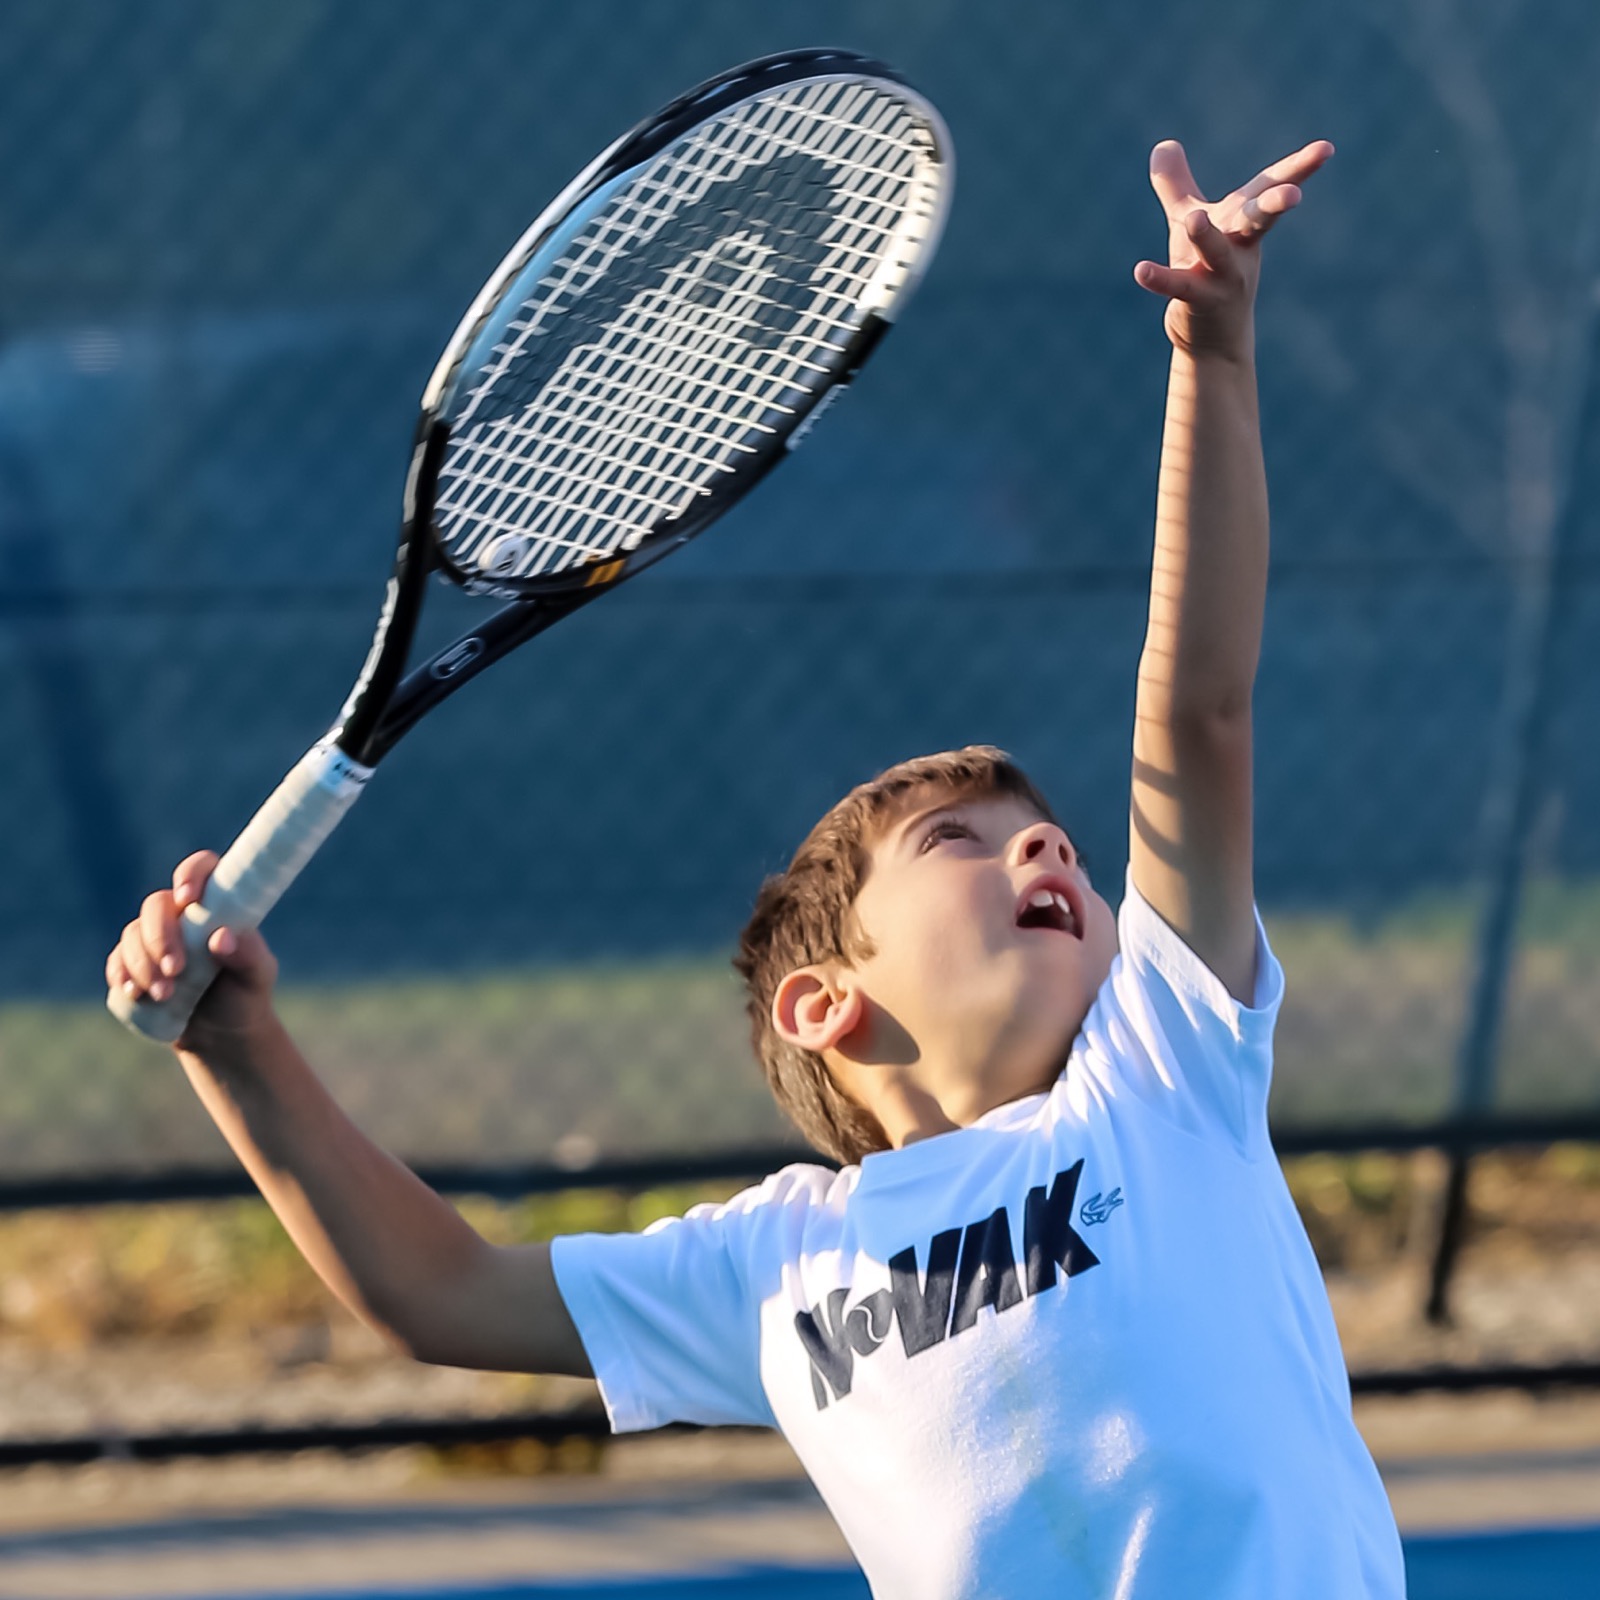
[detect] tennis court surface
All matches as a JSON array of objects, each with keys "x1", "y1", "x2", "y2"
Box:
[
  {"x1": 76, "y1": 1522, "x2": 1584, "y2": 1599},
  {"x1": 180, "y1": 1529, "x2": 1600, "y2": 1600},
  {"x1": 3, "y1": 1400, "x2": 1598, "y2": 1600},
  {"x1": 4, "y1": 1530, "x2": 1596, "y2": 1600}
]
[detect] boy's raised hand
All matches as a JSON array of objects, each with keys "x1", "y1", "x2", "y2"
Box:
[
  {"x1": 1134, "y1": 139, "x2": 1333, "y2": 358},
  {"x1": 106, "y1": 853, "x2": 279, "y2": 1049},
  {"x1": 1126, "y1": 136, "x2": 1331, "y2": 1003}
]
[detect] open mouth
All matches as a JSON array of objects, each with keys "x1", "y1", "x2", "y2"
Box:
[{"x1": 1016, "y1": 884, "x2": 1083, "y2": 939}]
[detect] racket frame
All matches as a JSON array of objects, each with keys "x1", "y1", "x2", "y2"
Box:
[
  {"x1": 110, "y1": 47, "x2": 950, "y2": 1041},
  {"x1": 332, "y1": 48, "x2": 947, "y2": 767}
]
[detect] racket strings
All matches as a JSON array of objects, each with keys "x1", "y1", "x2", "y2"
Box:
[
  {"x1": 453, "y1": 81, "x2": 909, "y2": 430},
  {"x1": 447, "y1": 241, "x2": 806, "y2": 554},
  {"x1": 433, "y1": 75, "x2": 942, "y2": 583}
]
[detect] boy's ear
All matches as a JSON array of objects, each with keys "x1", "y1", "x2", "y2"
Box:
[{"x1": 771, "y1": 966, "x2": 864, "y2": 1054}]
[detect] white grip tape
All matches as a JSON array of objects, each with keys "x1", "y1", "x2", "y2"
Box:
[{"x1": 108, "y1": 742, "x2": 373, "y2": 1043}]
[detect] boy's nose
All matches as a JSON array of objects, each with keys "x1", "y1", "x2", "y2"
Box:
[{"x1": 1014, "y1": 824, "x2": 1076, "y2": 869}]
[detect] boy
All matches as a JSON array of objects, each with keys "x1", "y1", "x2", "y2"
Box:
[{"x1": 108, "y1": 137, "x2": 1406, "y2": 1596}]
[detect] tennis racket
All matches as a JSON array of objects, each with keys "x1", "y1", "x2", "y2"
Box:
[{"x1": 110, "y1": 47, "x2": 952, "y2": 1043}]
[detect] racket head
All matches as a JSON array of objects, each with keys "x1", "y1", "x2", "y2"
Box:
[{"x1": 416, "y1": 49, "x2": 952, "y2": 600}]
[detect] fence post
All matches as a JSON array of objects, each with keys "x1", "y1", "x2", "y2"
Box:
[{"x1": 1425, "y1": 286, "x2": 1600, "y2": 1325}]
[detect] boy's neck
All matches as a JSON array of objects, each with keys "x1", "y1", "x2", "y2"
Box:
[
  {"x1": 851, "y1": 1061, "x2": 1058, "y2": 1151},
  {"x1": 874, "y1": 1079, "x2": 961, "y2": 1149}
]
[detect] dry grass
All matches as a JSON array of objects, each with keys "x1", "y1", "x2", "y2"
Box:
[
  {"x1": 1283, "y1": 1143, "x2": 1600, "y2": 1272},
  {"x1": 0, "y1": 1153, "x2": 1596, "y2": 1456},
  {"x1": 0, "y1": 1151, "x2": 1596, "y2": 1353},
  {"x1": 0, "y1": 1182, "x2": 748, "y2": 1351}
]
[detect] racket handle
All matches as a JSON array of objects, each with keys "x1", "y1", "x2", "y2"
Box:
[{"x1": 108, "y1": 741, "x2": 374, "y2": 1043}]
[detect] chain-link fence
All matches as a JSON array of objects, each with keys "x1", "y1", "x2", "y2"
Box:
[{"x1": 2, "y1": 0, "x2": 1599, "y2": 1192}]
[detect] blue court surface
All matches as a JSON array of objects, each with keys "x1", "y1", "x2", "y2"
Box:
[
  {"x1": 204, "y1": 1523, "x2": 1600, "y2": 1600},
  {"x1": 1402, "y1": 1523, "x2": 1600, "y2": 1599}
]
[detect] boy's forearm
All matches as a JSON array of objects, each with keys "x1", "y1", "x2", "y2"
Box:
[
  {"x1": 176, "y1": 1019, "x2": 488, "y2": 1357},
  {"x1": 1126, "y1": 137, "x2": 1325, "y2": 995},
  {"x1": 1129, "y1": 340, "x2": 1265, "y2": 997},
  {"x1": 1138, "y1": 343, "x2": 1269, "y2": 724}
]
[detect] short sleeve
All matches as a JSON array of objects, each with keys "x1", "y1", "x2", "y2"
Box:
[
  {"x1": 551, "y1": 1198, "x2": 777, "y2": 1433},
  {"x1": 1078, "y1": 870, "x2": 1285, "y2": 1156}
]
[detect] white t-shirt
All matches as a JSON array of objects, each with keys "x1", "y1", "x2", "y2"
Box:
[{"x1": 551, "y1": 877, "x2": 1406, "y2": 1598}]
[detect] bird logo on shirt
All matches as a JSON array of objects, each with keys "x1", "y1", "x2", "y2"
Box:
[{"x1": 1079, "y1": 1187, "x2": 1124, "y2": 1226}]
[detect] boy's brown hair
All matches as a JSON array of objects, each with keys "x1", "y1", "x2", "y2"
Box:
[{"x1": 733, "y1": 746, "x2": 1060, "y2": 1165}]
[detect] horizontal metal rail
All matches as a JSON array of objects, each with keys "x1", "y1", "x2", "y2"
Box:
[
  {"x1": 3, "y1": 1117, "x2": 1598, "y2": 1212},
  {"x1": 5, "y1": 1359, "x2": 1600, "y2": 1468}
]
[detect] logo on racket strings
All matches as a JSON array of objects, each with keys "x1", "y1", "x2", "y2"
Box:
[{"x1": 431, "y1": 637, "x2": 487, "y2": 680}]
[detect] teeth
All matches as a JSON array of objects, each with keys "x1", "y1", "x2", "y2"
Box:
[{"x1": 1022, "y1": 887, "x2": 1079, "y2": 933}]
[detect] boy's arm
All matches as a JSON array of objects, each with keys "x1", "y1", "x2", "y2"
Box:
[
  {"x1": 107, "y1": 852, "x2": 592, "y2": 1378},
  {"x1": 1128, "y1": 139, "x2": 1332, "y2": 1001}
]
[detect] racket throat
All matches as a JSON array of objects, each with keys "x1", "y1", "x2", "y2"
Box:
[{"x1": 335, "y1": 421, "x2": 448, "y2": 765}]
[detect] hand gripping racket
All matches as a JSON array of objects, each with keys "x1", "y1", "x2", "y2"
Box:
[{"x1": 110, "y1": 48, "x2": 952, "y2": 1042}]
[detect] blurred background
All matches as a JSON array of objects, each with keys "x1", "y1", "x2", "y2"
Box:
[{"x1": 1, "y1": 0, "x2": 1599, "y2": 1545}]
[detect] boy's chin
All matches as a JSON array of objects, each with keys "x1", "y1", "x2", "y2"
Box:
[
  {"x1": 1018, "y1": 954, "x2": 1102, "y2": 1014},
  {"x1": 1003, "y1": 1034, "x2": 1082, "y2": 1103},
  {"x1": 1007, "y1": 994, "x2": 1095, "y2": 1070}
]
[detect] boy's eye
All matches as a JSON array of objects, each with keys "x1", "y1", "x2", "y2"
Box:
[{"x1": 919, "y1": 819, "x2": 972, "y2": 852}]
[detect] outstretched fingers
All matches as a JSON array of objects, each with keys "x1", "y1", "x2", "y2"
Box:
[
  {"x1": 1232, "y1": 139, "x2": 1333, "y2": 234},
  {"x1": 1242, "y1": 139, "x2": 1335, "y2": 199},
  {"x1": 1133, "y1": 258, "x2": 1188, "y2": 298},
  {"x1": 1136, "y1": 209, "x2": 1236, "y2": 300},
  {"x1": 1147, "y1": 139, "x2": 1205, "y2": 220},
  {"x1": 1231, "y1": 184, "x2": 1301, "y2": 239}
]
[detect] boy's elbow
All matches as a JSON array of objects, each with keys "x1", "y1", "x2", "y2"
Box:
[
  {"x1": 348, "y1": 1242, "x2": 500, "y2": 1369},
  {"x1": 361, "y1": 1240, "x2": 590, "y2": 1378},
  {"x1": 347, "y1": 1292, "x2": 455, "y2": 1367},
  {"x1": 391, "y1": 1322, "x2": 464, "y2": 1369},
  {"x1": 1137, "y1": 649, "x2": 1255, "y2": 733},
  {"x1": 1164, "y1": 692, "x2": 1253, "y2": 753},
  {"x1": 375, "y1": 1302, "x2": 503, "y2": 1372},
  {"x1": 369, "y1": 1326, "x2": 428, "y2": 1365}
]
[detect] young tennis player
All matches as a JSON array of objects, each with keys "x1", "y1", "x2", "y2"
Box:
[{"x1": 108, "y1": 136, "x2": 1406, "y2": 1597}]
